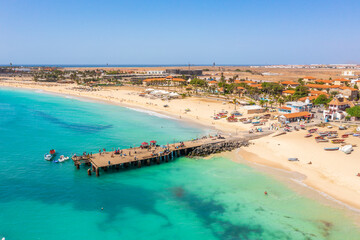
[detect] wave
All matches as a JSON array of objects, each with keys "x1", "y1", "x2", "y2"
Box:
[{"x1": 125, "y1": 107, "x2": 176, "y2": 120}]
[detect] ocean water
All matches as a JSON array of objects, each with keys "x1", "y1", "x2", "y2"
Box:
[{"x1": 0, "y1": 88, "x2": 359, "y2": 240}]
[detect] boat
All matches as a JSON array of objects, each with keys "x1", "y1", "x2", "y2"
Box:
[
  {"x1": 315, "y1": 136, "x2": 324, "y2": 140},
  {"x1": 340, "y1": 145, "x2": 353, "y2": 154},
  {"x1": 288, "y1": 158, "x2": 299, "y2": 161},
  {"x1": 327, "y1": 134, "x2": 338, "y2": 139},
  {"x1": 44, "y1": 149, "x2": 56, "y2": 161},
  {"x1": 353, "y1": 133, "x2": 360, "y2": 137},
  {"x1": 54, "y1": 155, "x2": 69, "y2": 163},
  {"x1": 339, "y1": 126, "x2": 346, "y2": 130},
  {"x1": 316, "y1": 139, "x2": 329, "y2": 143},
  {"x1": 331, "y1": 139, "x2": 345, "y2": 144},
  {"x1": 318, "y1": 132, "x2": 329, "y2": 136},
  {"x1": 342, "y1": 134, "x2": 349, "y2": 138},
  {"x1": 324, "y1": 147, "x2": 339, "y2": 151},
  {"x1": 308, "y1": 128, "x2": 318, "y2": 133},
  {"x1": 304, "y1": 134, "x2": 312, "y2": 138},
  {"x1": 327, "y1": 125, "x2": 333, "y2": 129}
]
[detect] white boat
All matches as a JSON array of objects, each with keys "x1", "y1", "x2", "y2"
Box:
[
  {"x1": 340, "y1": 145, "x2": 353, "y2": 154},
  {"x1": 56, "y1": 155, "x2": 69, "y2": 163},
  {"x1": 44, "y1": 149, "x2": 56, "y2": 161}
]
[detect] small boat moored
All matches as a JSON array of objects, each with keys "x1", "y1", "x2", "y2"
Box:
[
  {"x1": 44, "y1": 149, "x2": 56, "y2": 161},
  {"x1": 54, "y1": 155, "x2": 70, "y2": 163},
  {"x1": 305, "y1": 134, "x2": 312, "y2": 138},
  {"x1": 324, "y1": 147, "x2": 339, "y2": 151},
  {"x1": 288, "y1": 158, "x2": 299, "y2": 161}
]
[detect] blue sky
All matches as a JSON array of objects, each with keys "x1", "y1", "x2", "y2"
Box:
[{"x1": 1, "y1": 0, "x2": 360, "y2": 65}]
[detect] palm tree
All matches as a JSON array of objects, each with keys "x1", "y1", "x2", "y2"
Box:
[
  {"x1": 259, "y1": 99, "x2": 265, "y2": 107},
  {"x1": 278, "y1": 98, "x2": 285, "y2": 107}
]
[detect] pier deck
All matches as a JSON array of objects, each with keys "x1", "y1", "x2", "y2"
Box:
[{"x1": 72, "y1": 137, "x2": 228, "y2": 176}]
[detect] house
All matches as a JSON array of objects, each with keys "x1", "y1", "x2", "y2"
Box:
[
  {"x1": 314, "y1": 79, "x2": 333, "y2": 85},
  {"x1": 302, "y1": 76, "x2": 316, "y2": 83},
  {"x1": 282, "y1": 90, "x2": 295, "y2": 96},
  {"x1": 208, "y1": 80, "x2": 218, "y2": 87},
  {"x1": 339, "y1": 86, "x2": 358, "y2": 100},
  {"x1": 298, "y1": 96, "x2": 317, "y2": 102},
  {"x1": 285, "y1": 100, "x2": 313, "y2": 113},
  {"x1": 280, "y1": 81, "x2": 299, "y2": 88},
  {"x1": 342, "y1": 70, "x2": 355, "y2": 77},
  {"x1": 309, "y1": 90, "x2": 329, "y2": 97},
  {"x1": 305, "y1": 84, "x2": 330, "y2": 92},
  {"x1": 279, "y1": 111, "x2": 312, "y2": 123},
  {"x1": 278, "y1": 106, "x2": 292, "y2": 113},
  {"x1": 242, "y1": 105, "x2": 265, "y2": 114},
  {"x1": 323, "y1": 97, "x2": 353, "y2": 121},
  {"x1": 333, "y1": 78, "x2": 351, "y2": 86}
]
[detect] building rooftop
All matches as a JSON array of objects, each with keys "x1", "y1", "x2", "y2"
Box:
[{"x1": 281, "y1": 111, "x2": 311, "y2": 119}]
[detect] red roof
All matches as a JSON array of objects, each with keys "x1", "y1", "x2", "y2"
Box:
[
  {"x1": 283, "y1": 90, "x2": 295, "y2": 94},
  {"x1": 208, "y1": 80, "x2": 217, "y2": 83},
  {"x1": 279, "y1": 106, "x2": 291, "y2": 110},
  {"x1": 281, "y1": 81, "x2": 299, "y2": 85},
  {"x1": 282, "y1": 111, "x2": 311, "y2": 119},
  {"x1": 298, "y1": 96, "x2": 317, "y2": 102},
  {"x1": 334, "y1": 78, "x2": 350, "y2": 82},
  {"x1": 315, "y1": 79, "x2": 333, "y2": 84},
  {"x1": 305, "y1": 84, "x2": 330, "y2": 89}
]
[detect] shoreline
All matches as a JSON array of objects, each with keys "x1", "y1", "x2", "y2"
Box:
[{"x1": 2, "y1": 81, "x2": 360, "y2": 215}]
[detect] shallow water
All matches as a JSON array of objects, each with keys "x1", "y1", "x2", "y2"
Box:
[{"x1": 0, "y1": 88, "x2": 359, "y2": 240}]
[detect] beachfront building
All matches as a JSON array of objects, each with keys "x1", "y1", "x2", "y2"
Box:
[
  {"x1": 279, "y1": 111, "x2": 312, "y2": 123},
  {"x1": 283, "y1": 100, "x2": 313, "y2": 113},
  {"x1": 323, "y1": 97, "x2": 353, "y2": 121},
  {"x1": 242, "y1": 105, "x2": 265, "y2": 114},
  {"x1": 143, "y1": 76, "x2": 186, "y2": 86}
]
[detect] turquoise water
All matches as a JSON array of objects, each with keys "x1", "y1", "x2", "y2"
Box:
[{"x1": 0, "y1": 88, "x2": 359, "y2": 240}]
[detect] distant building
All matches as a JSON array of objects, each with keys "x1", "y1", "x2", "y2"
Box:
[
  {"x1": 279, "y1": 111, "x2": 312, "y2": 123},
  {"x1": 342, "y1": 70, "x2": 355, "y2": 77},
  {"x1": 242, "y1": 105, "x2": 265, "y2": 114},
  {"x1": 142, "y1": 76, "x2": 186, "y2": 86},
  {"x1": 281, "y1": 100, "x2": 313, "y2": 113},
  {"x1": 146, "y1": 70, "x2": 165, "y2": 75},
  {"x1": 165, "y1": 69, "x2": 203, "y2": 76}
]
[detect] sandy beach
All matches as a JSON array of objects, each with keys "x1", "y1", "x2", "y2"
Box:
[
  {"x1": 239, "y1": 129, "x2": 360, "y2": 210},
  {"x1": 1, "y1": 80, "x2": 360, "y2": 213}
]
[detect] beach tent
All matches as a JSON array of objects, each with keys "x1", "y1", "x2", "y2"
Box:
[{"x1": 141, "y1": 142, "x2": 149, "y2": 146}]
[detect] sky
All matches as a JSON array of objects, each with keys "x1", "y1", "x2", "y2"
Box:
[{"x1": 1, "y1": 0, "x2": 360, "y2": 65}]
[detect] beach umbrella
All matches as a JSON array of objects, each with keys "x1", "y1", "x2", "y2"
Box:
[
  {"x1": 141, "y1": 142, "x2": 148, "y2": 146},
  {"x1": 150, "y1": 140, "x2": 157, "y2": 144}
]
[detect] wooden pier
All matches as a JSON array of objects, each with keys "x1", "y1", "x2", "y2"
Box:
[{"x1": 72, "y1": 137, "x2": 229, "y2": 176}]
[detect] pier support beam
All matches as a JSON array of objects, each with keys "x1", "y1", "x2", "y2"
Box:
[
  {"x1": 147, "y1": 159, "x2": 150, "y2": 166},
  {"x1": 138, "y1": 161, "x2": 141, "y2": 168},
  {"x1": 96, "y1": 168, "x2": 100, "y2": 177},
  {"x1": 156, "y1": 157, "x2": 160, "y2": 164},
  {"x1": 76, "y1": 164, "x2": 80, "y2": 169},
  {"x1": 165, "y1": 155, "x2": 169, "y2": 162},
  {"x1": 87, "y1": 168, "x2": 92, "y2": 176}
]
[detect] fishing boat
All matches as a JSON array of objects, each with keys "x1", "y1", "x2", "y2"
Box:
[
  {"x1": 315, "y1": 136, "x2": 324, "y2": 140},
  {"x1": 304, "y1": 134, "x2": 312, "y2": 138},
  {"x1": 339, "y1": 126, "x2": 346, "y2": 130},
  {"x1": 288, "y1": 158, "x2": 299, "y2": 161},
  {"x1": 327, "y1": 134, "x2": 338, "y2": 139},
  {"x1": 44, "y1": 149, "x2": 56, "y2": 161},
  {"x1": 324, "y1": 147, "x2": 339, "y2": 151},
  {"x1": 308, "y1": 128, "x2": 318, "y2": 133},
  {"x1": 331, "y1": 139, "x2": 345, "y2": 144},
  {"x1": 54, "y1": 155, "x2": 69, "y2": 163},
  {"x1": 318, "y1": 132, "x2": 329, "y2": 137},
  {"x1": 353, "y1": 133, "x2": 360, "y2": 137},
  {"x1": 342, "y1": 134, "x2": 349, "y2": 138},
  {"x1": 316, "y1": 139, "x2": 329, "y2": 143}
]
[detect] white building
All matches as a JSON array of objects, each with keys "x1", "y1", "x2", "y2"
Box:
[
  {"x1": 323, "y1": 98, "x2": 353, "y2": 121},
  {"x1": 342, "y1": 70, "x2": 355, "y2": 77},
  {"x1": 146, "y1": 70, "x2": 165, "y2": 75}
]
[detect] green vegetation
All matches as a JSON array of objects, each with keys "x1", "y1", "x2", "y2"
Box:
[
  {"x1": 293, "y1": 85, "x2": 309, "y2": 99},
  {"x1": 346, "y1": 106, "x2": 360, "y2": 118},
  {"x1": 313, "y1": 94, "x2": 331, "y2": 105},
  {"x1": 261, "y1": 82, "x2": 284, "y2": 95},
  {"x1": 190, "y1": 78, "x2": 207, "y2": 87}
]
